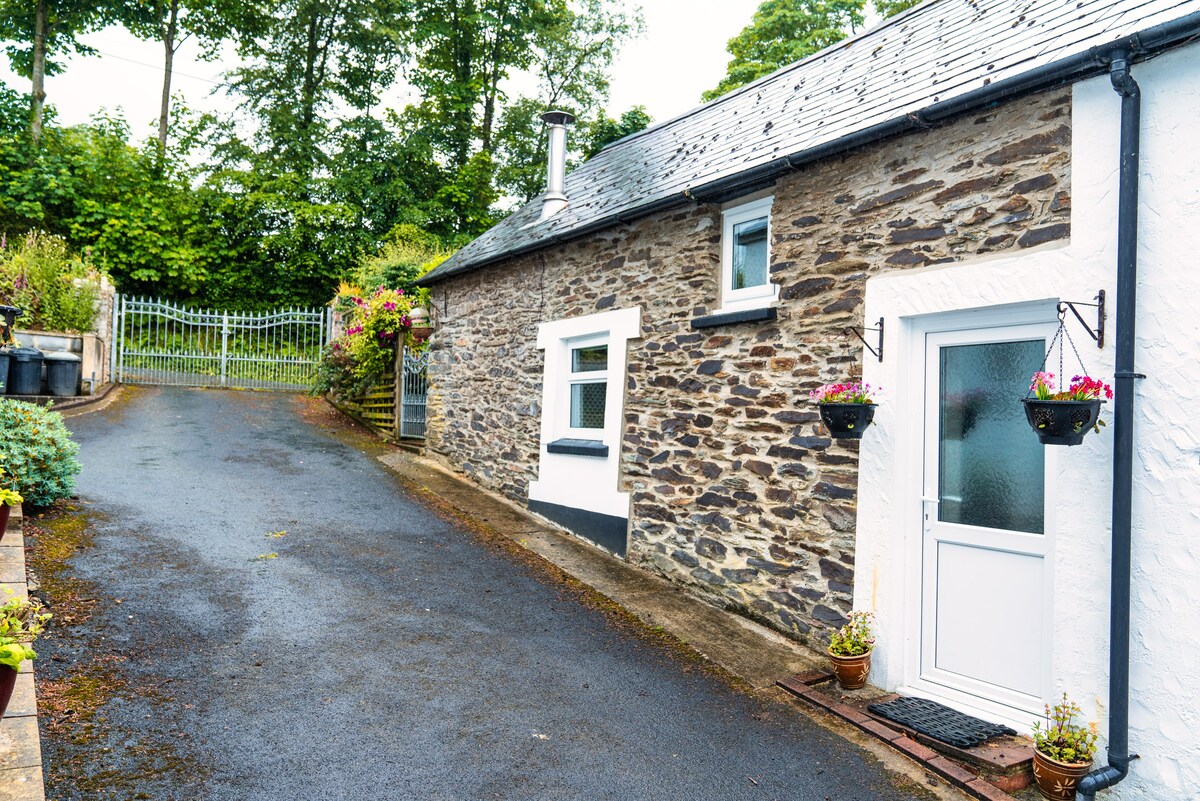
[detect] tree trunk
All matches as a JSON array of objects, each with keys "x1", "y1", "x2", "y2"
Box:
[
  {"x1": 31, "y1": 0, "x2": 48, "y2": 144},
  {"x1": 158, "y1": 0, "x2": 180, "y2": 156}
]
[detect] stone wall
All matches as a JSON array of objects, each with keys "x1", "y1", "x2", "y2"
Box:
[{"x1": 427, "y1": 87, "x2": 1071, "y2": 645}]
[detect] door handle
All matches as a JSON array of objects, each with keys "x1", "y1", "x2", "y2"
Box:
[{"x1": 921, "y1": 496, "x2": 938, "y2": 532}]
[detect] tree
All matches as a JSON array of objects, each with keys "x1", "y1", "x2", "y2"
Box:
[
  {"x1": 703, "y1": 0, "x2": 922, "y2": 101},
  {"x1": 228, "y1": 0, "x2": 405, "y2": 183},
  {"x1": 402, "y1": 0, "x2": 563, "y2": 170},
  {"x1": 581, "y1": 106, "x2": 651, "y2": 158},
  {"x1": 431, "y1": 0, "x2": 641, "y2": 207},
  {"x1": 0, "y1": 0, "x2": 116, "y2": 142},
  {"x1": 121, "y1": 0, "x2": 262, "y2": 155}
]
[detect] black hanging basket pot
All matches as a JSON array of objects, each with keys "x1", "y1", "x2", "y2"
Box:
[
  {"x1": 1022, "y1": 399, "x2": 1104, "y2": 446},
  {"x1": 818, "y1": 403, "x2": 877, "y2": 439}
]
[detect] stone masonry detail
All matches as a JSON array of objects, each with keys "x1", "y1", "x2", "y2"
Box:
[{"x1": 426, "y1": 89, "x2": 1071, "y2": 646}]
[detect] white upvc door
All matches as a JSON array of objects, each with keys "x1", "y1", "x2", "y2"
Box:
[{"x1": 915, "y1": 322, "x2": 1057, "y2": 723}]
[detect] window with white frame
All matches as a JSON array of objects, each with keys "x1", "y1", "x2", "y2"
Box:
[
  {"x1": 720, "y1": 196, "x2": 775, "y2": 311},
  {"x1": 566, "y1": 336, "x2": 608, "y2": 435}
]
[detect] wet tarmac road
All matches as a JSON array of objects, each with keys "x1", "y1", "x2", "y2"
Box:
[{"x1": 48, "y1": 387, "x2": 924, "y2": 800}]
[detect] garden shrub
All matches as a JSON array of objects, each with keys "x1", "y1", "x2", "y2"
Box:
[
  {"x1": 312, "y1": 285, "x2": 425, "y2": 398},
  {"x1": 0, "y1": 230, "x2": 105, "y2": 333},
  {"x1": 0, "y1": 400, "x2": 82, "y2": 507}
]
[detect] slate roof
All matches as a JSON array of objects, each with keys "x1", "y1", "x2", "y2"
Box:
[{"x1": 422, "y1": 0, "x2": 1200, "y2": 285}]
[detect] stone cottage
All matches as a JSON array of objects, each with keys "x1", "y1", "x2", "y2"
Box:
[{"x1": 418, "y1": 1, "x2": 1200, "y2": 797}]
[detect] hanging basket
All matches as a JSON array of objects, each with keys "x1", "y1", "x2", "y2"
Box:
[
  {"x1": 1022, "y1": 399, "x2": 1104, "y2": 446},
  {"x1": 818, "y1": 403, "x2": 877, "y2": 439}
]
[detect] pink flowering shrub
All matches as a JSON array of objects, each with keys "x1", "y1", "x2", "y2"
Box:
[
  {"x1": 314, "y1": 286, "x2": 425, "y2": 396},
  {"x1": 810, "y1": 382, "x2": 877, "y2": 404}
]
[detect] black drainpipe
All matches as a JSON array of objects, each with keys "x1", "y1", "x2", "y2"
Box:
[{"x1": 1077, "y1": 48, "x2": 1142, "y2": 799}]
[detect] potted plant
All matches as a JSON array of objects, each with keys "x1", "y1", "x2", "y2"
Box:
[
  {"x1": 810, "y1": 382, "x2": 878, "y2": 439},
  {"x1": 0, "y1": 593, "x2": 51, "y2": 720},
  {"x1": 827, "y1": 611, "x2": 875, "y2": 690},
  {"x1": 409, "y1": 307, "x2": 433, "y2": 342},
  {"x1": 1023, "y1": 372, "x2": 1112, "y2": 446},
  {"x1": 0, "y1": 487, "x2": 20, "y2": 543},
  {"x1": 0, "y1": 464, "x2": 21, "y2": 543},
  {"x1": 1031, "y1": 694, "x2": 1099, "y2": 800}
]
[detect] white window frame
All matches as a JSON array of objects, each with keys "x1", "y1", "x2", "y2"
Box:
[
  {"x1": 564, "y1": 334, "x2": 609, "y2": 438},
  {"x1": 719, "y1": 195, "x2": 776, "y2": 312},
  {"x1": 530, "y1": 306, "x2": 641, "y2": 522}
]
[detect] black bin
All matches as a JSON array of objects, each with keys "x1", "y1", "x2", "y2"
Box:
[
  {"x1": 44, "y1": 351, "x2": 82, "y2": 397},
  {"x1": 0, "y1": 348, "x2": 10, "y2": 394},
  {"x1": 7, "y1": 347, "x2": 44, "y2": 396}
]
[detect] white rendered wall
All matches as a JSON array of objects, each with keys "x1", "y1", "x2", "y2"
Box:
[
  {"x1": 529, "y1": 306, "x2": 641, "y2": 521},
  {"x1": 855, "y1": 44, "x2": 1200, "y2": 799}
]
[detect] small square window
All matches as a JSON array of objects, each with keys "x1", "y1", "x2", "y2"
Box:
[
  {"x1": 567, "y1": 340, "x2": 608, "y2": 432},
  {"x1": 721, "y1": 196, "x2": 776, "y2": 312},
  {"x1": 731, "y1": 217, "x2": 768, "y2": 290}
]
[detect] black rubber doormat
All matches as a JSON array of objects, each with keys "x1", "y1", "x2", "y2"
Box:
[{"x1": 866, "y1": 697, "x2": 1017, "y2": 748}]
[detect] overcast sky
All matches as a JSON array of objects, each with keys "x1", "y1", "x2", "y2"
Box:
[{"x1": 0, "y1": 0, "x2": 762, "y2": 137}]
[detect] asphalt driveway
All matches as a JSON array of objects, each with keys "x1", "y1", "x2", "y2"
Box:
[{"x1": 42, "y1": 386, "x2": 927, "y2": 800}]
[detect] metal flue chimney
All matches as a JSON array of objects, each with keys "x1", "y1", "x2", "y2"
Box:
[{"x1": 539, "y1": 110, "x2": 575, "y2": 221}]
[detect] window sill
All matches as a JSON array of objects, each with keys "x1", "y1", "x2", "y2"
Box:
[
  {"x1": 691, "y1": 306, "x2": 777, "y2": 330},
  {"x1": 546, "y1": 438, "x2": 609, "y2": 457}
]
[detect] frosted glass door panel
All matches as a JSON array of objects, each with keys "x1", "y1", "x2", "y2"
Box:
[{"x1": 938, "y1": 340, "x2": 1044, "y2": 535}]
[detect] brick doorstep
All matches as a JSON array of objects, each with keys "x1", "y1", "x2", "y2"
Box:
[{"x1": 777, "y1": 674, "x2": 1034, "y2": 801}]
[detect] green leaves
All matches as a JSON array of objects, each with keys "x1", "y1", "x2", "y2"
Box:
[
  {"x1": 0, "y1": 399, "x2": 82, "y2": 507},
  {"x1": 0, "y1": 230, "x2": 102, "y2": 332},
  {"x1": 703, "y1": 0, "x2": 923, "y2": 101},
  {"x1": 0, "y1": 592, "x2": 51, "y2": 670}
]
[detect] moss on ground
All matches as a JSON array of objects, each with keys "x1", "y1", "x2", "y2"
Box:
[{"x1": 26, "y1": 502, "x2": 210, "y2": 800}]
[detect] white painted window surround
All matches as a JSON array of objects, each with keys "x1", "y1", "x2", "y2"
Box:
[
  {"x1": 529, "y1": 306, "x2": 641, "y2": 521},
  {"x1": 719, "y1": 195, "x2": 777, "y2": 312},
  {"x1": 855, "y1": 48, "x2": 1200, "y2": 801}
]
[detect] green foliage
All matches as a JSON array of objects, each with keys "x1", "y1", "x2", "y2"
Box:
[
  {"x1": 0, "y1": 0, "x2": 112, "y2": 79},
  {"x1": 352, "y1": 223, "x2": 450, "y2": 293},
  {"x1": 0, "y1": 592, "x2": 51, "y2": 670},
  {"x1": 491, "y1": 0, "x2": 644, "y2": 201},
  {"x1": 0, "y1": 229, "x2": 102, "y2": 332},
  {"x1": 1033, "y1": 694, "x2": 1099, "y2": 765},
  {"x1": 703, "y1": 0, "x2": 922, "y2": 101},
  {"x1": 0, "y1": 0, "x2": 642, "y2": 308},
  {"x1": 582, "y1": 106, "x2": 652, "y2": 158},
  {"x1": 0, "y1": 400, "x2": 81, "y2": 507},
  {"x1": 828, "y1": 610, "x2": 874, "y2": 656},
  {"x1": 314, "y1": 285, "x2": 423, "y2": 396}
]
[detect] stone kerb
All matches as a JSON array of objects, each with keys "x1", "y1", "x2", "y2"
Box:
[{"x1": 0, "y1": 505, "x2": 46, "y2": 801}]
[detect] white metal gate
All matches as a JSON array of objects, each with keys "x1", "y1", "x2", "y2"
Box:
[
  {"x1": 398, "y1": 348, "x2": 429, "y2": 438},
  {"x1": 113, "y1": 296, "x2": 330, "y2": 390}
]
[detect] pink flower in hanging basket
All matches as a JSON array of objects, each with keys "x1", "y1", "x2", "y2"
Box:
[
  {"x1": 810, "y1": 382, "x2": 877, "y2": 404},
  {"x1": 1029, "y1": 371, "x2": 1112, "y2": 401}
]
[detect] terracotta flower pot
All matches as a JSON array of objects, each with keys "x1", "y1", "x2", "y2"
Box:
[
  {"x1": 0, "y1": 664, "x2": 16, "y2": 719},
  {"x1": 1032, "y1": 750, "x2": 1093, "y2": 800},
  {"x1": 0, "y1": 504, "x2": 10, "y2": 543},
  {"x1": 827, "y1": 648, "x2": 872, "y2": 690}
]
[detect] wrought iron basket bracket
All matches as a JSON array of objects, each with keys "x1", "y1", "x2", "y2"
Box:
[
  {"x1": 1057, "y1": 290, "x2": 1105, "y2": 348},
  {"x1": 843, "y1": 317, "x2": 884, "y2": 363}
]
